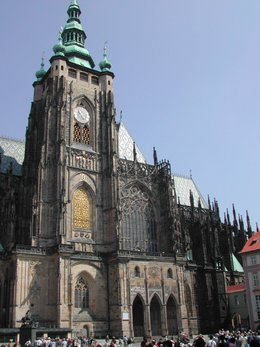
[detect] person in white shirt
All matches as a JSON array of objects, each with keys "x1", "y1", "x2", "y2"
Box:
[{"x1": 207, "y1": 336, "x2": 216, "y2": 347}]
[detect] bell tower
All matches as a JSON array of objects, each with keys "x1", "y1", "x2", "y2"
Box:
[{"x1": 20, "y1": 0, "x2": 117, "y2": 251}]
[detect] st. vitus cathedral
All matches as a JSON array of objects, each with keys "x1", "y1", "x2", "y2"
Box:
[{"x1": 0, "y1": 0, "x2": 252, "y2": 338}]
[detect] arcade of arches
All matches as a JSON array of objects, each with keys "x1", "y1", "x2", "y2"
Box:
[{"x1": 132, "y1": 294, "x2": 178, "y2": 337}]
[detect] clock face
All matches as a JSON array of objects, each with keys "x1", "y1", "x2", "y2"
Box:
[{"x1": 74, "y1": 106, "x2": 90, "y2": 124}]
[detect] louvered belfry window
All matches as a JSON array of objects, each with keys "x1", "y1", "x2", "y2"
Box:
[
  {"x1": 73, "y1": 123, "x2": 81, "y2": 143},
  {"x1": 73, "y1": 123, "x2": 90, "y2": 145}
]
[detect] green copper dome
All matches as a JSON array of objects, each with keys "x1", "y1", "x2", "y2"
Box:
[
  {"x1": 35, "y1": 58, "x2": 46, "y2": 81},
  {"x1": 99, "y1": 46, "x2": 112, "y2": 72},
  {"x1": 53, "y1": 29, "x2": 66, "y2": 56}
]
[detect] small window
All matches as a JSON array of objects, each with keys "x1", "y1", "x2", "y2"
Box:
[
  {"x1": 61, "y1": 66, "x2": 64, "y2": 71},
  {"x1": 91, "y1": 76, "x2": 99, "y2": 85},
  {"x1": 69, "y1": 69, "x2": 77, "y2": 79},
  {"x1": 256, "y1": 295, "x2": 260, "y2": 319},
  {"x1": 251, "y1": 255, "x2": 257, "y2": 265},
  {"x1": 253, "y1": 274, "x2": 259, "y2": 286},
  {"x1": 167, "y1": 268, "x2": 173, "y2": 279},
  {"x1": 134, "y1": 266, "x2": 140, "y2": 277},
  {"x1": 234, "y1": 295, "x2": 239, "y2": 305},
  {"x1": 80, "y1": 73, "x2": 88, "y2": 82},
  {"x1": 55, "y1": 65, "x2": 58, "y2": 70},
  {"x1": 108, "y1": 80, "x2": 111, "y2": 85}
]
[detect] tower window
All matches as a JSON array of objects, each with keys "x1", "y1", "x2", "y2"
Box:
[
  {"x1": 73, "y1": 123, "x2": 81, "y2": 143},
  {"x1": 82, "y1": 125, "x2": 90, "y2": 145},
  {"x1": 73, "y1": 123, "x2": 90, "y2": 145},
  {"x1": 91, "y1": 76, "x2": 99, "y2": 85},
  {"x1": 75, "y1": 277, "x2": 89, "y2": 308},
  {"x1": 80, "y1": 73, "x2": 88, "y2": 82},
  {"x1": 69, "y1": 69, "x2": 77, "y2": 79}
]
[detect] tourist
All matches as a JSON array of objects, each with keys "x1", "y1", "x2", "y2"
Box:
[{"x1": 207, "y1": 336, "x2": 216, "y2": 347}]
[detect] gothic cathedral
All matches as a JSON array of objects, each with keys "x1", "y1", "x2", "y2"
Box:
[{"x1": 0, "y1": 0, "x2": 249, "y2": 338}]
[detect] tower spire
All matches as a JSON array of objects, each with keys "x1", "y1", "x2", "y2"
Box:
[
  {"x1": 59, "y1": 0, "x2": 95, "y2": 68},
  {"x1": 246, "y1": 210, "x2": 253, "y2": 238},
  {"x1": 35, "y1": 54, "x2": 46, "y2": 81},
  {"x1": 99, "y1": 42, "x2": 112, "y2": 72}
]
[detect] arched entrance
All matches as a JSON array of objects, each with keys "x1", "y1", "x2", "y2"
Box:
[
  {"x1": 150, "y1": 295, "x2": 161, "y2": 336},
  {"x1": 133, "y1": 295, "x2": 144, "y2": 337},
  {"x1": 166, "y1": 295, "x2": 178, "y2": 335},
  {"x1": 232, "y1": 313, "x2": 241, "y2": 329}
]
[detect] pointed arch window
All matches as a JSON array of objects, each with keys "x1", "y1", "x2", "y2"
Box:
[
  {"x1": 73, "y1": 123, "x2": 90, "y2": 145},
  {"x1": 120, "y1": 185, "x2": 157, "y2": 252},
  {"x1": 135, "y1": 266, "x2": 141, "y2": 277},
  {"x1": 73, "y1": 188, "x2": 91, "y2": 230},
  {"x1": 75, "y1": 277, "x2": 89, "y2": 308},
  {"x1": 167, "y1": 268, "x2": 173, "y2": 279}
]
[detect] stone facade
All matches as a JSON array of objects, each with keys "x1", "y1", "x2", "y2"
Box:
[{"x1": 0, "y1": 0, "x2": 249, "y2": 338}]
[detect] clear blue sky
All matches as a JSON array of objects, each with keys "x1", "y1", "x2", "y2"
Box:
[{"x1": 1, "y1": 0, "x2": 259, "y2": 228}]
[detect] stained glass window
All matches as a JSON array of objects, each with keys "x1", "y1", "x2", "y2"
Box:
[
  {"x1": 120, "y1": 185, "x2": 157, "y2": 252},
  {"x1": 73, "y1": 188, "x2": 91, "y2": 230}
]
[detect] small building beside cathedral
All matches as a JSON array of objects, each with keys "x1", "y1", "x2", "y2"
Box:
[
  {"x1": 0, "y1": 0, "x2": 250, "y2": 339},
  {"x1": 240, "y1": 231, "x2": 260, "y2": 331}
]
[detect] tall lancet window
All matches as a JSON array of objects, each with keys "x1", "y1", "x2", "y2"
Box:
[
  {"x1": 74, "y1": 276, "x2": 89, "y2": 308},
  {"x1": 73, "y1": 188, "x2": 91, "y2": 230},
  {"x1": 120, "y1": 185, "x2": 157, "y2": 252},
  {"x1": 82, "y1": 125, "x2": 90, "y2": 145},
  {"x1": 73, "y1": 123, "x2": 81, "y2": 143}
]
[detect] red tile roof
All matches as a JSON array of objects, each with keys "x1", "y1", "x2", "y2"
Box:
[
  {"x1": 240, "y1": 231, "x2": 260, "y2": 254},
  {"x1": 227, "y1": 283, "x2": 246, "y2": 294}
]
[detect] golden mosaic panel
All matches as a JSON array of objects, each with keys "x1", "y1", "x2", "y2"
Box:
[{"x1": 73, "y1": 188, "x2": 91, "y2": 229}]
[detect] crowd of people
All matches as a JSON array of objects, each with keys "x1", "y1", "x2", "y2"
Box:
[
  {"x1": 1, "y1": 335, "x2": 133, "y2": 347},
  {"x1": 192, "y1": 330, "x2": 260, "y2": 347},
  {"x1": 139, "y1": 330, "x2": 260, "y2": 347},
  {"x1": 2, "y1": 330, "x2": 260, "y2": 347}
]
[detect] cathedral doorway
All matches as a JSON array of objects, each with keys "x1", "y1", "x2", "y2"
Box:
[
  {"x1": 232, "y1": 313, "x2": 241, "y2": 329},
  {"x1": 132, "y1": 295, "x2": 145, "y2": 337},
  {"x1": 150, "y1": 295, "x2": 161, "y2": 336},
  {"x1": 166, "y1": 295, "x2": 178, "y2": 335}
]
